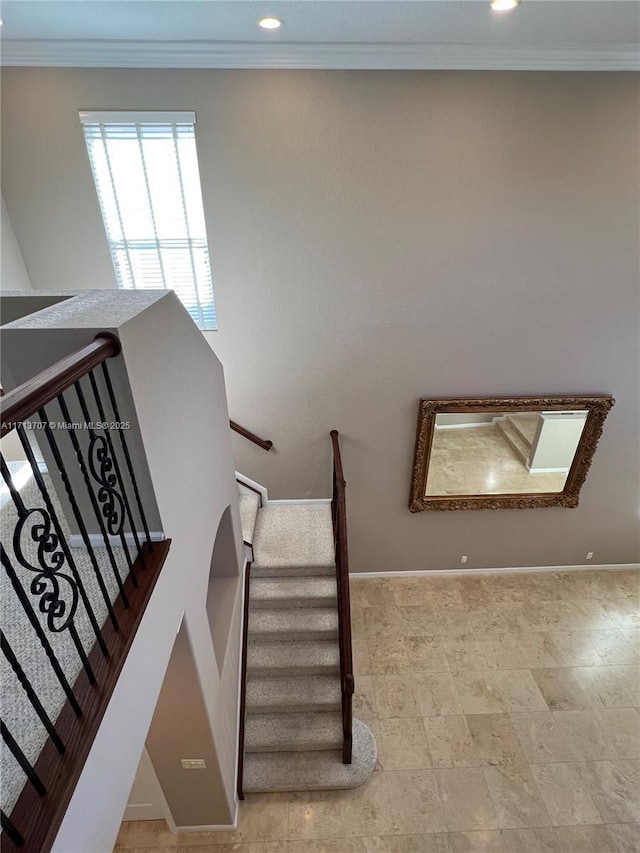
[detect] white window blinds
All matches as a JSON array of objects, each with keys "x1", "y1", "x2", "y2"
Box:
[{"x1": 80, "y1": 111, "x2": 216, "y2": 330}]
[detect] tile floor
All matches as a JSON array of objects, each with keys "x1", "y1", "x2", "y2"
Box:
[{"x1": 115, "y1": 569, "x2": 639, "y2": 853}]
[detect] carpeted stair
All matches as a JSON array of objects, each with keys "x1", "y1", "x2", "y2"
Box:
[{"x1": 238, "y1": 496, "x2": 376, "y2": 794}]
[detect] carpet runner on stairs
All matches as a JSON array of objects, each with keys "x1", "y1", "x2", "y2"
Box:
[{"x1": 238, "y1": 496, "x2": 376, "y2": 793}]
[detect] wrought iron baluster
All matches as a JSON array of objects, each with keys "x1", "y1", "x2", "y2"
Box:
[
  {"x1": 101, "y1": 361, "x2": 154, "y2": 551},
  {"x1": 1, "y1": 457, "x2": 96, "y2": 685},
  {"x1": 87, "y1": 369, "x2": 144, "y2": 571},
  {"x1": 1, "y1": 633, "x2": 65, "y2": 754},
  {"x1": 74, "y1": 379, "x2": 137, "y2": 587},
  {"x1": 1, "y1": 808, "x2": 25, "y2": 847},
  {"x1": 1, "y1": 547, "x2": 82, "y2": 717},
  {"x1": 1, "y1": 721, "x2": 46, "y2": 796},
  {"x1": 16, "y1": 425, "x2": 108, "y2": 657},
  {"x1": 57, "y1": 394, "x2": 130, "y2": 608},
  {"x1": 38, "y1": 406, "x2": 120, "y2": 633}
]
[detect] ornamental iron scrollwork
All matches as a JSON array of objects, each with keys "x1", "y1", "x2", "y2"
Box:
[
  {"x1": 88, "y1": 433, "x2": 125, "y2": 536},
  {"x1": 13, "y1": 507, "x2": 79, "y2": 632}
]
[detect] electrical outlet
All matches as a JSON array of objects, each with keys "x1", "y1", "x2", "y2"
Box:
[
  {"x1": 585, "y1": 552, "x2": 593, "y2": 560},
  {"x1": 181, "y1": 759, "x2": 207, "y2": 770},
  {"x1": 460, "y1": 555, "x2": 468, "y2": 564}
]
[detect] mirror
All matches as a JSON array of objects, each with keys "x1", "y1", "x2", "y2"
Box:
[{"x1": 410, "y1": 396, "x2": 614, "y2": 511}]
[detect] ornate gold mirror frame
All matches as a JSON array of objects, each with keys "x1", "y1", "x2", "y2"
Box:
[{"x1": 409, "y1": 395, "x2": 615, "y2": 512}]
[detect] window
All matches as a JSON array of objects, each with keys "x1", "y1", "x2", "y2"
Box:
[{"x1": 80, "y1": 111, "x2": 216, "y2": 330}]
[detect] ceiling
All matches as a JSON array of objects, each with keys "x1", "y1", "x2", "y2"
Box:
[{"x1": 1, "y1": 0, "x2": 639, "y2": 70}]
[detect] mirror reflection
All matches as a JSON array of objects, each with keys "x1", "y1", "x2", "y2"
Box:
[{"x1": 425, "y1": 410, "x2": 588, "y2": 496}]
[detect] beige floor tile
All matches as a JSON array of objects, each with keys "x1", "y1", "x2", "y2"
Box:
[
  {"x1": 353, "y1": 675, "x2": 378, "y2": 721},
  {"x1": 531, "y1": 667, "x2": 593, "y2": 711},
  {"x1": 391, "y1": 577, "x2": 435, "y2": 607},
  {"x1": 287, "y1": 791, "x2": 343, "y2": 840},
  {"x1": 491, "y1": 669, "x2": 548, "y2": 712},
  {"x1": 424, "y1": 716, "x2": 478, "y2": 768},
  {"x1": 487, "y1": 633, "x2": 561, "y2": 670},
  {"x1": 351, "y1": 606, "x2": 367, "y2": 640},
  {"x1": 234, "y1": 794, "x2": 289, "y2": 844},
  {"x1": 498, "y1": 827, "x2": 563, "y2": 852},
  {"x1": 586, "y1": 630, "x2": 640, "y2": 665},
  {"x1": 530, "y1": 762, "x2": 604, "y2": 826},
  {"x1": 404, "y1": 636, "x2": 450, "y2": 673},
  {"x1": 483, "y1": 763, "x2": 552, "y2": 828},
  {"x1": 547, "y1": 631, "x2": 605, "y2": 666},
  {"x1": 378, "y1": 717, "x2": 433, "y2": 770},
  {"x1": 412, "y1": 672, "x2": 463, "y2": 717},
  {"x1": 452, "y1": 672, "x2": 508, "y2": 715},
  {"x1": 584, "y1": 759, "x2": 640, "y2": 823},
  {"x1": 443, "y1": 637, "x2": 496, "y2": 671},
  {"x1": 339, "y1": 772, "x2": 395, "y2": 837},
  {"x1": 342, "y1": 838, "x2": 397, "y2": 853},
  {"x1": 285, "y1": 842, "x2": 343, "y2": 853},
  {"x1": 552, "y1": 824, "x2": 622, "y2": 853},
  {"x1": 604, "y1": 822, "x2": 640, "y2": 853},
  {"x1": 120, "y1": 821, "x2": 177, "y2": 848},
  {"x1": 367, "y1": 639, "x2": 410, "y2": 675},
  {"x1": 509, "y1": 711, "x2": 578, "y2": 764},
  {"x1": 570, "y1": 665, "x2": 640, "y2": 709},
  {"x1": 435, "y1": 768, "x2": 499, "y2": 832},
  {"x1": 351, "y1": 579, "x2": 395, "y2": 609},
  {"x1": 555, "y1": 709, "x2": 640, "y2": 760},
  {"x1": 387, "y1": 769, "x2": 447, "y2": 834},
  {"x1": 398, "y1": 606, "x2": 440, "y2": 638},
  {"x1": 353, "y1": 640, "x2": 372, "y2": 676},
  {"x1": 573, "y1": 600, "x2": 622, "y2": 630},
  {"x1": 395, "y1": 834, "x2": 452, "y2": 853},
  {"x1": 448, "y1": 831, "x2": 506, "y2": 852},
  {"x1": 374, "y1": 675, "x2": 420, "y2": 718},
  {"x1": 427, "y1": 589, "x2": 467, "y2": 614},
  {"x1": 602, "y1": 598, "x2": 640, "y2": 631},
  {"x1": 363, "y1": 607, "x2": 406, "y2": 639},
  {"x1": 465, "y1": 714, "x2": 527, "y2": 768}
]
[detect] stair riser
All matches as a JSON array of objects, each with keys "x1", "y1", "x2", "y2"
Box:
[
  {"x1": 246, "y1": 701, "x2": 341, "y2": 714},
  {"x1": 251, "y1": 565, "x2": 335, "y2": 578},
  {"x1": 245, "y1": 740, "x2": 343, "y2": 754},
  {"x1": 496, "y1": 422, "x2": 529, "y2": 465},
  {"x1": 249, "y1": 628, "x2": 339, "y2": 643},
  {"x1": 251, "y1": 596, "x2": 337, "y2": 610},
  {"x1": 247, "y1": 663, "x2": 339, "y2": 677}
]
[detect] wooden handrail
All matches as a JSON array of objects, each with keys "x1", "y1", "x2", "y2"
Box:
[
  {"x1": 330, "y1": 430, "x2": 354, "y2": 764},
  {"x1": 230, "y1": 420, "x2": 273, "y2": 451},
  {"x1": 1, "y1": 334, "x2": 121, "y2": 437}
]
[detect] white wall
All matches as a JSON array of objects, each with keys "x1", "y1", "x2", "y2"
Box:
[
  {"x1": 1, "y1": 194, "x2": 32, "y2": 292},
  {"x1": 2, "y1": 69, "x2": 639, "y2": 570}
]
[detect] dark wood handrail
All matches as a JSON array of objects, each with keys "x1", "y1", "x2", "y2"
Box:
[
  {"x1": 330, "y1": 429, "x2": 354, "y2": 764},
  {"x1": 1, "y1": 334, "x2": 121, "y2": 437},
  {"x1": 229, "y1": 420, "x2": 273, "y2": 451}
]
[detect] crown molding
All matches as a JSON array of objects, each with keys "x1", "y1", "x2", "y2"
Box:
[{"x1": 1, "y1": 40, "x2": 638, "y2": 70}]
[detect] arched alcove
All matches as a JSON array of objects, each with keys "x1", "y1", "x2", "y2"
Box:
[{"x1": 206, "y1": 504, "x2": 241, "y2": 675}]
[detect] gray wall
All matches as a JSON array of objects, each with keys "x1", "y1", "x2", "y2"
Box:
[
  {"x1": 1, "y1": 194, "x2": 32, "y2": 292},
  {"x1": 2, "y1": 68, "x2": 638, "y2": 570}
]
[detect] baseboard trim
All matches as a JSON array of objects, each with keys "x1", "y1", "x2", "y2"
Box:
[
  {"x1": 69, "y1": 531, "x2": 165, "y2": 548},
  {"x1": 267, "y1": 498, "x2": 331, "y2": 505},
  {"x1": 174, "y1": 814, "x2": 238, "y2": 833},
  {"x1": 351, "y1": 563, "x2": 639, "y2": 578}
]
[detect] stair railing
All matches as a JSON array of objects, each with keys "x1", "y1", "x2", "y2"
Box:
[
  {"x1": 1, "y1": 334, "x2": 171, "y2": 853},
  {"x1": 329, "y1": 430, "x2": 354, "y2": 764},
  {"x1": 229, "y1": 420, "x2": 273, "y2": 451}
]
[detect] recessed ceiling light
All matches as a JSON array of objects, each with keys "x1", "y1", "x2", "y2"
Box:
[
  {"x1": 259, "y1": 16, "x2": 283, "y2": 30},
  {"x1": 491, "y1": 0, "x2": 520, "y2": 10}
]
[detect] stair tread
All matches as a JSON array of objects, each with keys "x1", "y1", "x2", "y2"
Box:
[
  {"x1": 246, "y1": 674, "x2": 341, "y2": 712},
  {"x1": 243, "y1": 720, "x2": 377, "y2": 793},
  {"x1": 252, "y1": 503, "x2": 335, "y2": 571},
  {"x1": 507, "y1": 414, "x2": 538, "y2": 446},
  {"x1": 247, "y1": 640, "x2": 340, "y2": 675},
  {"x1": 496, "y1": 418, "x2": 530, "y2": 464},
  {"x1": 245, "y1": 711, "x2": 343, "y2": 752},
  {"x1": 250, "y1": 576, "x2": 337, "y2": 607},
  {"x1": 239, "y1": 493, "x2": 260, "y2": 544},
  {"x1": 248, "y1": 607, "x2": 339, "y2": 640}
]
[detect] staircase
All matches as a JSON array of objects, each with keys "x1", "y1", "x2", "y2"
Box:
[
  {"x1": 237, "y1": 483, "x2": 376, "y2": 794},
  {"x1": 495, "y1": 413, "x2": 540, "y2": 467}
]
